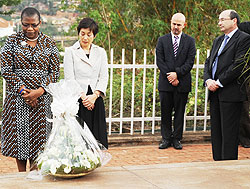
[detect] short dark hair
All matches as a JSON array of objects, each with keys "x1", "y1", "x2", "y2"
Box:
[
  {"x1": 229, "y1": 10, "x2": 240, "y2": 26},
  {"x1": 238, "y1": 21, "x2": 250, "y2": 35},
  {"x1": 21, "y1": 7, "x2": 41, "y2": 21},
  {"x1": 77, "y1": 18, "x2": 98, "y2": 36}
]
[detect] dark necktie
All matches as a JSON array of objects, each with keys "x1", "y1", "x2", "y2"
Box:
[
  {"x1": 173, "y1": 36, "x2": 179, "y2": 57},
  {"x1": 212, "y1": 35, "x2": 229, "y2": 79}
]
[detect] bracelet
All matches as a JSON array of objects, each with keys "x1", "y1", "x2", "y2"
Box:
[{"x1": 19, "y1": 87, "x2": 26, "y2": 95}]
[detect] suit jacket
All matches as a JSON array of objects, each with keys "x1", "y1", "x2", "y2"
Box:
[
  {"x1": 156, "y1": 33, "x2": 196, "y2": 93},
  {"x1": 64, "y1": 41, "x2": 109, "y2": 95},
  {"x1": 204, "y1": 29, "x2": 250, "y2": 102}
]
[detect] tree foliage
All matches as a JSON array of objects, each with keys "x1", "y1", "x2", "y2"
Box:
[
  {"x1": 61, "y1": 0, "x2": 250, "y2": 59},
  {"x1": 0, "y1": 0, "x2": 22, "y2": 15}
]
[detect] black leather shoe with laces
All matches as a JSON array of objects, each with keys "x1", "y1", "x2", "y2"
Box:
[
  {"x1": 159, "y1": 140, "x2": 172, "y2": 149},
  {"x1": 173, "y1": 139, "x2": 183, "y2": 150}
]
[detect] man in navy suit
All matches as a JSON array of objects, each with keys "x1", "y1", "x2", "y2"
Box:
[
  {"x1": 204, "y1": 10, "x2": 250, "y2": 160},
  {"x1": 156, "y1": 13, "x2": 196, "y2": 150}
]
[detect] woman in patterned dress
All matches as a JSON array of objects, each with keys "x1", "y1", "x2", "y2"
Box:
[{"x1": 0, "y1": 7, "x2": 60, "y2": 172}]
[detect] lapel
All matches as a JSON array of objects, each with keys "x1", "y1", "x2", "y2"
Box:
[
  {"x1": 213, "y1": 37, "x2": 224, "y2": 57},
  {"x1": 176, "y1": 33, "x2": 185, "y2": 57},
  {"x1": 219, "y1": 30, "x2": 240, "y2": 56},
  {"x1": 167, "y1": 33, "x2": 175, "y2": 58},
  {"x1": 72, "y1": 41, "x2": 93, "y2": 66},
  {"x1": 88, "y1": 44, "x2": 98, "y2": 66},
  {"x1": 209, "y1": 36, "x2": 224, "y2": 70}
]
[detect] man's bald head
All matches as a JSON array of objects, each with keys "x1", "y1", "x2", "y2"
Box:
[
  {"x1": 171, "y1": 13, "x2": 186, "y2": 23},
  {"x1": 171, "y1": 13, "x2": 186, "y2": 35}
]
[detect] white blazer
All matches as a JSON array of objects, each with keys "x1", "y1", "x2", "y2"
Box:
[{"x1": 64, "y1": 41, "x2": 109, "y2": 96}]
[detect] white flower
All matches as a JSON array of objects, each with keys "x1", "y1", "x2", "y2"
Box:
[
  {"x1": 50, "y1": 165, "x2": 57, "y2": 175},
  {"x1": 64, "y1": 166, "x2": 71, "y2": 173},
  {"x1": 41, "y1": 159, "x2": 58, "y2": 173},
  {"x1": 21, "y1": 41, "x2": 27, "y2": 46},
  {"x1": 49, "y1": 160, "x2": 61, "y2": 174},
  {"x1": 85, "y1": 150, "x2": 99, "y2": 164},
  {"x1": 80, "y1": 159, "x2": 91, "y2": 168},
  {"x1": 40, "y1": 161, "x2": 50, "y2": 173},
  {"x1": 73, "y1": 162, "x2": 80, "y2": 167}
]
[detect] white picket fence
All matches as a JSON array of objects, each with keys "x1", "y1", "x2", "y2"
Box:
[
  {"x1": 105, "y1": 49, "x2": 210, "y2": 135},
  {"x1": 1, "y1": 49, "x2": 210, "y2": 135}
]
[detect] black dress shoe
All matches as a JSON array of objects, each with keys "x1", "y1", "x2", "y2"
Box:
[
  {"x1": 173, "y1": 139, "x2": 182, "y2": 150},
  {"x1": 159, "y1": 140, "x2": 172, "y2": 149}
]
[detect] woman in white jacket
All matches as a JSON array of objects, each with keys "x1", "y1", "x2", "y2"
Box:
[{"x1": 64, "y1": 18, "x2": 109, "y2": 148}]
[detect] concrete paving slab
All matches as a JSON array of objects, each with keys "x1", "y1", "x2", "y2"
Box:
[
  {"x1": 123, "y1": 161, "x2": 250, "y2": 189},
  {"x1": 0, "y1": 160, "x2": 250, "y2": 189}
]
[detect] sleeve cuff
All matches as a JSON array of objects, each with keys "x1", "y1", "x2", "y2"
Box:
[{"x1": 216, "y1": 79, "x2": 223, "y2": 87}]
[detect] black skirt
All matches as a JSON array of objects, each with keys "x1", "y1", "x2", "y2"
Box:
[{"x1": 77, "y1": 86, "x2": 108, "y2": 149}]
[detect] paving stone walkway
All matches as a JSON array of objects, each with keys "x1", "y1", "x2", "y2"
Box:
[{"x1": 1, "y1": 144, "x2": 250, "y2": 174}]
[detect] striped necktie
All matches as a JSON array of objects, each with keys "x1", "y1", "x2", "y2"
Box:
[{"x1": 173, "y1": 36, "x2": 179, "y2": 57}]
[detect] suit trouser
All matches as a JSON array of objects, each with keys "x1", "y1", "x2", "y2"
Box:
[
  {"x1": 159, "y1": 90, "x2": 188, "y2": 141},
  {"x1": 210, "y1": 92, "x2": 242, "y2": 161}
]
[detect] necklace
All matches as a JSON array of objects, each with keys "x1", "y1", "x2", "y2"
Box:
[{"x1": 26, "y1": 36, "x2": 39, "y2": 42}]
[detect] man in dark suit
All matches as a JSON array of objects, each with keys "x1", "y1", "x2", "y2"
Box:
[
  {"x1": 204, "y1": 10, "x2": 250, "y2": 160},
  {"x1": 156, "y1": 13, "x2": 196, "y2": 150},
  {"x1": 238, "y1": 21, "x2": 250, "y2": 148}
]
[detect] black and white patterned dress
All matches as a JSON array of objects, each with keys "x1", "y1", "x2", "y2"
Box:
[{"x1": 0, "y1": 31, "x2": 60, "y2": 160}]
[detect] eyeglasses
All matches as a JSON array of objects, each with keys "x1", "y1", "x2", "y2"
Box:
[
  {"x1": 218, "y1": 18, "x2": 232, "y2": 22},
  {"x1": 22, "y1": 22, "x2": 40, "y2": 28}
]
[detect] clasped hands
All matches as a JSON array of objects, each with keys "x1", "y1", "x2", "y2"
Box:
[
  {"x1": 81, "y1": 93, "x2": 98, "y2": 111},
  {"x1": 20, "y1": 87, "x2": 45, "y2": 108},
  {"x1": 206, "y1": 79, "x2": 219, "y2": 92},
  {"x1": 167, "y1": 72, "x2": 179, "y2": 86}
]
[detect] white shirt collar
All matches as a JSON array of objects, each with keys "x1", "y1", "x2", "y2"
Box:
[
  {"x1": 226, "y1": 27, "x2": 238, "y2": 39},
  {"x1": 171, "y1": 32, "x2": 182, "y2": 38},
  {"x1": 171, "y1": 32, "x2": 182, "y2": 45}
]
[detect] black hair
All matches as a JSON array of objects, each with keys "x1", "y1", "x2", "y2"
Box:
[
  {"x1": 77, "y1": 18, "x2": 98, "y2": 36},
  {"x1": 238, "y1": 21, "x2": 250, "y2": 35},
  {"x1": 21, "y1": 7, "x2": 41, "y2": 21},
  {"x1": 229, "y1": 10, "x2": 240, "y2": 26}
]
